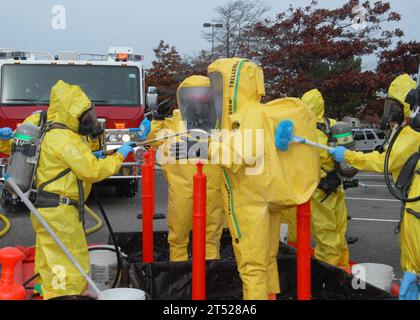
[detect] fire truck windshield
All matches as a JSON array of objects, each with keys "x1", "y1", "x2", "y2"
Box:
[{"x1": 0, "y1": 64, "x2": 140, "y2": 106}]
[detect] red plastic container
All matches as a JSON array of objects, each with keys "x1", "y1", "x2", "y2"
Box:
[{"x1": 0, "y1": 247, "x2": 27, "y2": 300}]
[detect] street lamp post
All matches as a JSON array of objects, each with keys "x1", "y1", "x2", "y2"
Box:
[{"x1": 203, "y1": 23, "x2": 223, "y2": 60}]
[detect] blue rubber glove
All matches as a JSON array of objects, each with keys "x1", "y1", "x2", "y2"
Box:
[
  {"x1": 138, "y1": 118, "x2": 151, "y2": 141},
  {"x1": 400, "y1": 271, "x2": 420, "y2": 300},
  {"x1": 117, "y1": 143, "x2": 134, "y2": 159},
  {"x1": 93, "y1": 150, "x2": 106, "y2": 159},
  {"x1": 328, "y1": 146, "x2": 348, "y2": 163},
  {"x1": 0, "y1": 127, "x2": 13, "y2": 140}
]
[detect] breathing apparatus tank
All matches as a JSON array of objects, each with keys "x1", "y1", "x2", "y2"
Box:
[
  {"x1": 5, "y1": 123, "x2": 42, "y2": 194},
  {"x1": 331, "y1": 121, "x2": 358, "y2": 178}
]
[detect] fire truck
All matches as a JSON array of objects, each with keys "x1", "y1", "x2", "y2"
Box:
[{"x1": 0, "y1": 47, "x2": 146, "y2": 197}]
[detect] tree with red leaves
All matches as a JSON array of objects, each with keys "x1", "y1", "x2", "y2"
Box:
[
  {"x1": 377, "y1": 41, "x2": 420, "y2": 82},
  {"x1": 146, "y1": 40, "x2": 188, "y2": 106},
  {"x1": 244, "y1": 0, "x2": 416, "y2": 119},
  {"x1": 183, "y1": 50, "x2": 213, "y2": 76}
]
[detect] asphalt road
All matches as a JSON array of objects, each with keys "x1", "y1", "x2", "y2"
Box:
[{"x1": 0, "y1": 169, "x2": 404, "y2": 278}]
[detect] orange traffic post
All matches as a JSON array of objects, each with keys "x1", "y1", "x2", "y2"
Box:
[
  {"x1": 192, "y1": 161, "x2": 207, "y2": 300},
  {"x1": 142, "y1": 148, "x2": 155, "y2": 263},
  {"x1": 0, "y1": 247, "x2": 26, "y2": 300},
  {"x1": 297, "y1": 200, "x2": 311, "y2": 300}
]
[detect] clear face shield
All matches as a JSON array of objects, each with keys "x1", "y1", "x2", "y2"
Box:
[
  {"x1": 208, "y1": 72, "x2": 224, "y2": 128},
  {"x1": 405, "y1": 85, "x2": 420, "y2": 132},
  {"x1": 178, "y1": 86, "x2": 217, "y2": 134},
  {"x1": 380, "y1": 98, "x2": 404, "y2": 131},
  {"x1": 78, "y1": 106, "x2": 104, "y2": 138}
]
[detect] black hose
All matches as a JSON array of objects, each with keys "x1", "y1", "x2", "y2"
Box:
[
  {"x1": 91, "y1": 186, "x2": 122, "y2": 289},
  {"x1": 22, "y1": 272, "x2": 40, "y2": 289},
  {"x1": 384, "y1": 125, "x2": 420, "y2": 203}
]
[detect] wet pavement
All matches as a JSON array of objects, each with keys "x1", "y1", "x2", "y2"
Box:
[{"x1": 0, "y1": 170, "x2": 403, "y2": 278}]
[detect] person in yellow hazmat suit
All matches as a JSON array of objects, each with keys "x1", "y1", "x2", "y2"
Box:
[
  {"x1": 138, "y1": 75, "x2": 225, "y2": 261},
  {"x1": 330, "y1": 74, "x2": 420, "y2": 300},
  {"x1": 170, "y1": 58, "x2": 320, "y2": 300},
  {"x1": 31, "y1": 80, "x2": 133, "y2": 299},
  {"x1": 299, "y1": 89, "x2": 350, "y2": 271},
  {"x1": 0, "y1": 103, "x2": 100, "y2": 155}
]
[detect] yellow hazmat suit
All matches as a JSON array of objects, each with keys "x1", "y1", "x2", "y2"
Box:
[
  {"x1": 0, "y1": 140, "x2": 11, "y2": 154},
  {"x1": 146, "y1": 76, "x2": 225, "y2": 261},
  {"x1": 207, "y1": 58, "x2": 320, "y2": 299},
  {"x1": 32, "y1": 80, "x2": 124, "y2": 299},
  {"x1": 300, "y1": 89, "x2": 350, "y2": 270},
  {"x1": 344, "y1": 75, "x2": 420, "y2": 274},
  {"x1": 0, "y1": 112, "x2": 46, "y2": 162}
]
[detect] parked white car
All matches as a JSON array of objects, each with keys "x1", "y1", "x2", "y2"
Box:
[{"x1": 352, "y1": 128, "x2": 386, "y2": 152}]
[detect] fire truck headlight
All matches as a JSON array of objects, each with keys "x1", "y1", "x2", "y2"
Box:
[
  {"x1": 107, "y1": 133, "x2": 118, "y2": 143},
  {"x1": 122, "y1": 134, "x2": 131, "y2": 143}
]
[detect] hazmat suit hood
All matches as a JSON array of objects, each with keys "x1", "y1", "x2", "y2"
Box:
[
  {"x1": 388, "y1": 74, "x2": 417, "y2": 118},
  {"x1": 208, "y1": 58, "x2": 265, "y2": 130},
  {"x1": 48, "y1": 80, "x2": 92, "y2": 132},
  {"x1": 301, "y1": 89, "x2": 325, "y2": 122}
]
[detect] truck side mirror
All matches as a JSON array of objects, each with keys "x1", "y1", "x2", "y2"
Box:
[{"x1": 146, "y1": 86, "x2": 158, "y2": 110}]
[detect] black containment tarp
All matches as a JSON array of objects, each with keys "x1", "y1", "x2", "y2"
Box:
[{"x1": 110, "y1": 230, "x2": 394, "y2": 300}]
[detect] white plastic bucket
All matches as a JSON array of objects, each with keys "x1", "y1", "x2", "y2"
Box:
[
  {"x1": 352, "y1": 263, "x2": 394, "y2": 293},
  {"x1": 89, "y1": 245, "x2": 118, "y2": 291},
  {"x1": 99, "y1": 288, "x2": 146, "y2": 300}
]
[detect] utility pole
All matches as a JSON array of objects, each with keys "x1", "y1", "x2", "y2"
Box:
[{"x1": 203, "y1": 23, "x2": 223, "y2": 60}]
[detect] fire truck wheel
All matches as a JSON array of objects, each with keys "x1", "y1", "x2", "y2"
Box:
[{"x1": 115, "y1": 179, "x2": 139, "y2": 198}]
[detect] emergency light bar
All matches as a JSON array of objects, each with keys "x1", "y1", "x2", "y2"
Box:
[
  {"x1": 108, "y1": 53, "x2": 143, "y2": 62},
  {"x1": 107, "y1": 46, "x2": 143, "y2": 62},
  {"x1": 0, "y1": 47, "x2": 143, "y2": 62},
  {"x1": 0, "y1": 51, "x2": 30, "y2": 60}
]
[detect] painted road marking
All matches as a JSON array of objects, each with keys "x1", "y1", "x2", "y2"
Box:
[
  {"x1": 347, "y1": 197, "x2": 399, "y2": 202},
  {"x1": 363, "y1": 184, "x2": 388, "y2": 188},
  {"x1": 350, "y1": 217, "x2": 399, "y2": 223},
  {"x1": 356, "y1": 174, "x2": 392, "y2": 178}
]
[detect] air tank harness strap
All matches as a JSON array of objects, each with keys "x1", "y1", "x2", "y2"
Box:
[
  {"x1": 317, "y1": 117, "x2": 336, "y2": 144},
  {"x1": 395, "y1": 149, "x2": 420, "y2": 196},
  {"x1": 38, "y1": 110, "x2": 48, "y2": 132},
  {"x1": 394, "y1": 204, "x2": 405, "y2": 235},
  {"x1": 33, "y1": 190, "x2": 78, "y2": 208},
  {"x1": 394, "y1": 152, "x2": 420, "y2": 234},
  {"x1": 76, "y1": 179, "x2": 86, "y2": 228},
  {"x1": 34, "y1": 168, "x2": 78, "y2": 209},
  {"x1": 406, "y1": 208, "x2": 420, "y2": 219},
  {"x1": 38, "y1": 168, "x2": 71, "y2": 191},
  {"x1": 46, "y1": 122, "x2": 71, "y2": 132}
]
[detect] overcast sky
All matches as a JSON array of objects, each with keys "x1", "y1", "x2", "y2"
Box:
[{"x1": 0, "y1": 0, "x2": 418, "y2": 68}]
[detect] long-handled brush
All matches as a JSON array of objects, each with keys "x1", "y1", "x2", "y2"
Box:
[{"x1": 275, "y1": 119, "x2": 333, "y2": 152}]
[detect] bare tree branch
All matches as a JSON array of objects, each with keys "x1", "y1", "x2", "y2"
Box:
[{"x1": 203, "y1": 0, "x2": 271, "y2": 58}]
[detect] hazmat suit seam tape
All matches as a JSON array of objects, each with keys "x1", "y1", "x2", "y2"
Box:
[
  {"x1": 222, "y1": 168, "x2": 242, "y2": 239},
  {"x1": 233, "y1": 60, "x2": 245, "y2": 114}
]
